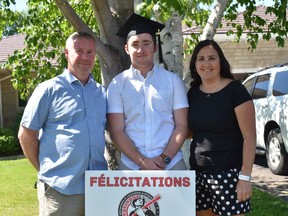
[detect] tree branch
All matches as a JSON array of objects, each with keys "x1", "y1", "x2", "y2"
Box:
[
  {"x1": 53, "y1": 0, "x2": 114, "y2": 66},
  {"x1": 90, "y1": 0, "x2": 131, "y2": 59},
  {"x1": 91, "y1": 0, "x2": 117, "y2": 43},
  {"x1": 200, "y1": 0, "x2": 229, "y2": 40},
  {"x1": 54, "y1": 0, "x2": 91, "y2": 32}
]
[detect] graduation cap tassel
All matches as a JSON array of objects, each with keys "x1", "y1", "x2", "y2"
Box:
[{"x1": 157, "y1": 33, "x2": 164, "y2": 64}]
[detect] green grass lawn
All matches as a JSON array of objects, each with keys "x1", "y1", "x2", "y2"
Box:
[
  {"x1": 248, "y1": 189, "x2": 288, "y2": 216},
  {"x1": 0, "y1": 158, "x2": 38, "y2": 216},
  {"x1": 0, "y1": 158, "x2": 287, "y2": 215}
]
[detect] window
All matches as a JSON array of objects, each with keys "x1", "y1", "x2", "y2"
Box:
[
  {"x1": 252, "y1": 74, "x2": 270, "y2": 99},
  {"x1": 243, "y1": 76, "x2": 256, "y2": 96},
  {"x1": 273, "y1": 71, "x2": 288, "y2": 96}
]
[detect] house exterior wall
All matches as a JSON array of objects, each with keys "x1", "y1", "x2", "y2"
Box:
[
  {"x1": 0, "y1": 71, "x2": 23, "y2": 128},
  {"x1": 219, "y1": 38, "x2": 288, "y2": 75}
]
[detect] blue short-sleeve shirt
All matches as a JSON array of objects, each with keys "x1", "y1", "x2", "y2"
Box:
[{"x1": 20, "y1": 69, "x2": 108, "y2": 195}]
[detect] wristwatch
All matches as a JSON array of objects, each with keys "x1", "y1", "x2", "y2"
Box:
[
  {"x1": 160, "y1": 153, "x2": 171, "y2": 165},
  {"x1": 238, "y1": 172, "x2": 251, "y2": 182}
]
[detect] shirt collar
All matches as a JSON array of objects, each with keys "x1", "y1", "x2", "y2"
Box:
[
  {"x1": 64, "y1": 69, "x2": 94, "y2": 85},
  {"x1": 131, "y1": 65, "x2": 156, "y2": 79}
]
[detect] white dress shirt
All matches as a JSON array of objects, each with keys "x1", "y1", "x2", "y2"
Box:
[{"x1": 107, "y1": 65, "x2": 188, "y2": 169}]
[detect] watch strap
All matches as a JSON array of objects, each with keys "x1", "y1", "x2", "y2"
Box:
[
  {"x1": 238, "y1": 173, "x2": 251, "y2": 182},
  {"x1": 160, "y1": 153, "x2": 167, "y2": 159}
]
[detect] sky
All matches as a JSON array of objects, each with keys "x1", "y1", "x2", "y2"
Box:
[
  {"x1": 9, "y1": 0, "x2": 26, "y2": 11},
  {"x1": 11, "y1": 0, "x2": 274, "y2": 11},
  {"x1": 236, "y1": 0, "x2": 274, "y2": 12}
]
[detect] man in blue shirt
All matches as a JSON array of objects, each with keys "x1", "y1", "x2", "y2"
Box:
[{"x1": 18, "y1": 31, "x2": 108, "y2": 216}]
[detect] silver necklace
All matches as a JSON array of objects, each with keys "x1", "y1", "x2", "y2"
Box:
[{"x1": 201, "y1": 78, "x2": 222, "y2": 97}]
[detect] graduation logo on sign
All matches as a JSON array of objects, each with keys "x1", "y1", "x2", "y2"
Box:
[{"x1": 118, "y1": 191, "x2": 160, "y2": 216}]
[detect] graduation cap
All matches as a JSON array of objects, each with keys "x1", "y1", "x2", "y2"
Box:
[{"x1": 116, "y1": 13, "x2": 165, "y2": 63}]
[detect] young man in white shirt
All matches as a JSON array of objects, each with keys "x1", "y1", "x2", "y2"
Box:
[{"x1": 107, "y1": 13, "x2": 188, "y2": 170}]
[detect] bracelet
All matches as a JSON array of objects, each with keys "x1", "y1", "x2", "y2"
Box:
[
  {"x1": 238, "y1": 173, "x2": 251, "y2": 182},
  {"x1": 139, "y1": 157, "x2": 145, "y2": 167}
]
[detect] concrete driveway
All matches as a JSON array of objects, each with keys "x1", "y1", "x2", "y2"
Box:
[{"x1": 252, "y1": 155, "x2": 288, "y2": 202}]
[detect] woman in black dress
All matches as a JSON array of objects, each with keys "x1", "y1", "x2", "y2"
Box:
[{"x1": 187, "y1": 40, "x2": 256, "y2": 216}]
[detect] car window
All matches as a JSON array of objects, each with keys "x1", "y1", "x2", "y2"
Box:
[
  {"x1": 273, "y1": 71, "x2": 288, "y2": 96},
  {"x1": 252, "y1": 74, "x2": 270, "y2": 99},
  {"x1": 243, "y1": 76, "x2": 256, "y2": 96}
]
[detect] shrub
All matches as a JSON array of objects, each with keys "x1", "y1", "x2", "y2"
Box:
[
  {"x1": 0, "y1": 128, "x2": 20, "y2": 156},
  {"x1": 10, "y1": 110, "x2": 24, "y2": 138}
]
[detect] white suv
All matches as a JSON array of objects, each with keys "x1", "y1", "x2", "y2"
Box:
[{"x1": 243, "y1": 64, "x2": 288, "y2": 175}]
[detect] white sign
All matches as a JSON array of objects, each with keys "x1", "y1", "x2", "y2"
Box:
[{"x1": 85, "y1": 170, "x2": 195, "y2": 216}]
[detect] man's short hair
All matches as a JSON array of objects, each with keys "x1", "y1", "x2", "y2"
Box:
[{"x1": 65, "y1": 32, "x2": 95, "y2": 49}]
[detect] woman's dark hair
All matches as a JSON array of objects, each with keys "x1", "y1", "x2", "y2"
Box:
[{"x1": 189, "y1": 39, "x2": 234, "y2": 87}]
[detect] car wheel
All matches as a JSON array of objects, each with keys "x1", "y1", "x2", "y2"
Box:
[{"x1": 266, "y1": 128, "x2": 288, "y2": 175}]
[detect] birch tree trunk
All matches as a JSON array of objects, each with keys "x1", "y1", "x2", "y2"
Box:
[
  {"x1": 161, "y1": 12, "x2": 184, "y2": 77},
  {"x1": 200, "y1": 0, "x2": 229, "y2": 40},
  {"x1": 160, "y1": 12, "x2": 193, "y2": 168}
]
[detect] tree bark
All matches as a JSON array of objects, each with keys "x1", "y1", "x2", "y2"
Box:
[
  {"x1": 161, "y1": 12, "x2": 183, "y2": 77},
  {"x1": 200, "y1": 0, "x2": 229, "y2": 40}
]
